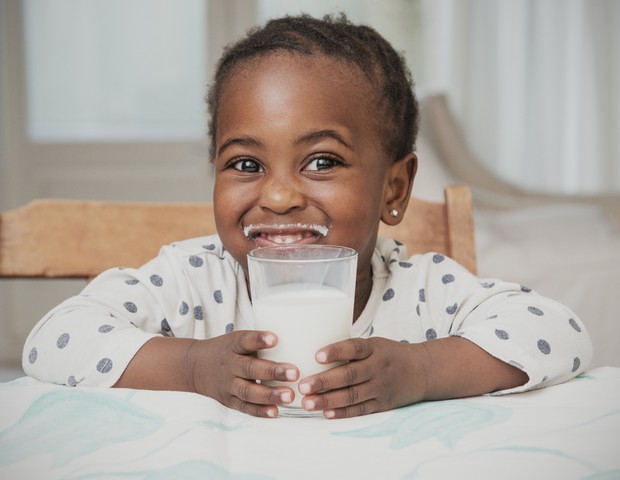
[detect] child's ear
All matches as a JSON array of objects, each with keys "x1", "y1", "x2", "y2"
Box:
[{"x1": 382, "y1": 152, "x2": 417, "y2": 225}]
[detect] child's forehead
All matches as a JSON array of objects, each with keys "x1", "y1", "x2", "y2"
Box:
[
  {"x1": 215, "y1": 50, "x2": 390, "y2": 157},
  {"x1": 225, "y1": 51, "x2": 376, "y2": 98}
]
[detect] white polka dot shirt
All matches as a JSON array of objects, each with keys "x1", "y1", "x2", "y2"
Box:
[{"x1": 22, "y1": 236, "x2": 593, "y2": 394}]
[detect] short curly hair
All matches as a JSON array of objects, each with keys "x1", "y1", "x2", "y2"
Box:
[{"x1": 206, "y1": 13, "x2": 418, "y2": 161}]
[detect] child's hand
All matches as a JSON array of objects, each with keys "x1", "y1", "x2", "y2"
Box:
[
  {"x1": 297, "y1": 337, "x2": 429, "y2": 419},
  {"x1": 187, "y1": 331, "x2": 299, "y2": 418}
]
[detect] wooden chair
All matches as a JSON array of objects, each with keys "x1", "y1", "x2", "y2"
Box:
[{"x1": 0, "y1": 184, "x2": 476, "y2": 280}]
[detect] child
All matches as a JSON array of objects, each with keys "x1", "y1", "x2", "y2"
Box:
[{"x1": 23, "y1": 14, "x2": 592, "y2": 419}]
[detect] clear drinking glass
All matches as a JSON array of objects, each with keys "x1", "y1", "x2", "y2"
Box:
[{"x1": 247, "y1": 245, "x2": 358, "y2": 417}]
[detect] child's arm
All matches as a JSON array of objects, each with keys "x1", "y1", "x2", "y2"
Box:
[
  {"x1": 297, "y1": 335, "x2": 528, "y2": 419},
  {"x1": 22, "y1": 236, "x2": 299, "y2": 417},
  {"x1": 113, "y1": 332, "x2": 299, "y2": 418},
  {"x1": 296, "y1": 250, "x2": 592, "y2": 419}
]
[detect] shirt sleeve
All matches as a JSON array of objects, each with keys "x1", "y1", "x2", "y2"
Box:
[
  {"x1": 22, "y1": 236, "x2": 238, "y2": 388},
  {"x1": 414, "y1": 252, "x2": 593, "y2": 394}
]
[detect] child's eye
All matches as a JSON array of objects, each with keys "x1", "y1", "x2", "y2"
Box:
[
  {"x1": 305, "y1": 155, "x2": 340, "y2": 171},
  {"x1": 229, "y1": 158, "x2": 263, "y2": 173}
]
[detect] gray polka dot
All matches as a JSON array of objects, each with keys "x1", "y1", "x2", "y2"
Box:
[
  {"x1": 189, "y1": 256, "x2": 204, "y2": 267},
  {"x1": 528, "y1": 306, "x2": 544, "y2": 316},
  {"x1": 150, "y1": 274, "x2": 163, "y2": 287},
  {"x1": 399, "y1": 339, "x2": 410, "y2": 343},
  {"x1": 28, "y1": 347, "x2": 38, "y2": 364},
  {"x1": 369, "y1": 325, "x2": 375, "y2": 336},
  {"x1": 394, "y1": 240, "x2": 403, "y2": 246},
  {"x1": 98, "y1": 324, "x2": 114, "y2": 333},
  {"x1": 425, "y1": 328, "x2": 437, "y2": 340},
  {"x1": 495, "y1": 329, "x2": 509, "y2": 340},
  {"x1": 225, "y1": 323, "x2": 234, "y2": 333},
  {"x1": 442, "y1": 274, "x2": 455, "y2": 284},
  {"x1": 194, "y1": 306, "x2": 204, "y2": 320},
  {"x1": 418, "y1": 288, "x2": 425, "y2": 302},
  {"x1": 572, "y1": 357, "x2": 581, "y2": 372},
  {"x1": 432, "y1": 254, "x2": 445, "y2": 264},
  {"x1": 382, "y1": 288, "x2": 395, "y2": 301},
  {"x1": 96, "y1": 358, "x2": 113, "y2": 374},
  {"x1": 125, "y1": 279, "x2": 139, "y2": 285},
  {"x1": 161, "y1": 319, "x2": 171, "y2": 332},
  {"x1": 568, "y1": 318, "x2": 582, "y2": 332},
  {"x1": 521, "y1": 285, "x2": 532, "y2": 293},
  {"x1": 537, "y1": 339, "x2": 551, "y2": 355},
  {"x1": 203, "y1": 244, "x2": 216, "y2": 250},
  {"x1": 399, "y1": 261, "x2": 413, "y2": 268},
  {"x1": 481, "y1": 281, "x2": 495, "y2": 289},
  {"x1": 123, "y1": 302, "x2": 137, "y2": 313},
  {"x1": 56, "y1": 333, "x2": 70, "y2": 349},
  {"x1": 213, "y1": 290, "x2": 223, "y2": 304},
  {"x1": 389, "y1": 259, "x2": 398, "y2": 264},
  {"x1": 446, "y1": 303, "x2": 458, "y2": 315},
  {"x1": 416, "y1": 304, "x2": 420, "y2": 316},
  {"x1": 179, "y1": 301, "x2": 189, "y2": 315},
  {"x1": 68, "y1": 376, "x2": 77, "y2": 387},
  {"x1": 487, "y1": 314, "x2": 498, "y2": 319}
]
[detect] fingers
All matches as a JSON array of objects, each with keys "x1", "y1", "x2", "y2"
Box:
[
  {"x1": 301, "y1": 380, "x2": 378, "y2": 415},
  {"x1": 230, "y1": 329, "x2": 278, "y2": 355},
  {"x1": 296, "y1": 338, "x2": 400, "y2": 419},
  {"x1": 228, "y1": 330, "x2": 299, "y2": 382},
  {"x1": 317, "y1": 337, "x2": 372, "y2": 364},
  {"x1": 302, "y1": 385, "x2": 382, "y2": 419},
  {"x1": 210, "y1": 331, "x2": 303, "y2": 418},
  {"x1": 230, "y1": 378, "x2": 295, "y2": 406},
  {"x1": 299, "y1": 338, "x2": 373, "y2": 394}
]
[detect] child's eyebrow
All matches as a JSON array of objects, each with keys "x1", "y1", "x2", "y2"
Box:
[
  {"x1": 218, "y1": 136, "x2": 262, "y2": 155},
  {"x1": 295, "y1": 129, "x2": 353, "y2": 151},
  {"x1": 217, "y1": 129, "x2": 353, "y2": 156}
]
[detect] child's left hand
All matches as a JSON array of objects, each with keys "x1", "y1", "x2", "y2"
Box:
[{"x1": 297, "y1": 337, "x2": 429, "y2": 419}]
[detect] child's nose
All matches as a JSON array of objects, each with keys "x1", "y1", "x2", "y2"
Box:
[{"x1": 259, "y1": 174, "x2": 306, "y2": 214}]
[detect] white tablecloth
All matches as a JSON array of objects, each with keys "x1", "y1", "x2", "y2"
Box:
[{"x1": 1, "y1": 367, "x2": 619, "y2": 479}]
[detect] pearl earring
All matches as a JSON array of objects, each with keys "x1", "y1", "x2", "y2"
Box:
[{"x1": 389, "y1": 209, "x2": 399, "y2": 217}]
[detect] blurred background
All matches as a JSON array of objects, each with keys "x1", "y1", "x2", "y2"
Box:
[{"x1": 1, "y1": 0, "x2": 618, "y2": 379}]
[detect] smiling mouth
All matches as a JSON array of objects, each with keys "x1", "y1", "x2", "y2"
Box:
[{"x1": 243, "y1": 223, "x2": 330, "y2": 245}]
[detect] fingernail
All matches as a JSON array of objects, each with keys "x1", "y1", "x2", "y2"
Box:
[
  {"x1": 281, "y1": 391, "x2": 292, "y2": 403},
  {"x1": 305, "y1": 398, "x2": 315, "y2": 410},
  {"x1": 264, "y1": 334, "x2": 276, "y2": 346},
  {"x1": 299, "y1": 382, "x2": 310, "y2": 394},
  {"x1": 286, "y1": 368, "x2": 297, "y2": 381},
  {"x1": 324, "y1": 410, "x2": 335, "y2": 419},
  {"x1": 316, "y1": 351, "x2": 327, "y2": 363},
  {"x1": 267, "y1": 408, "x2": 276, "y2": 418}
]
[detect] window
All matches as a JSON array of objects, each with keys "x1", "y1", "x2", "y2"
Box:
[{"x1": 23, "y1": 0, "x2": 208, "y2": 142}]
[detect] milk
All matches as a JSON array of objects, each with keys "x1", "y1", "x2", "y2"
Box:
[{"x1": 253, "y1": 283, "x2": 353, "y2": 408}]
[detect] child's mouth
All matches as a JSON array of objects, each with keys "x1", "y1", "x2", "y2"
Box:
[{"x1": 243, "y1": 223, "x2": 330, "y2": 246}]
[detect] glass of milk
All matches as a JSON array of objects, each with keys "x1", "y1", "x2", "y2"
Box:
[{"x1": 247, "y1": 245, "x2": 358, "y2": 417}]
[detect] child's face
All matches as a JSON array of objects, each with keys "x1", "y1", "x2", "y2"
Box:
[{"x1": 212, "y1": 52, "x2": 406, "y2": 276}]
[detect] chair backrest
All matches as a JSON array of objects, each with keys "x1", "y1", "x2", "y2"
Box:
[{"x1": 0, "y1": 184, "x2": 476, "y2": 280}]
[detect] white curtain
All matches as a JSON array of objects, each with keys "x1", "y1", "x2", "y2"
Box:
[{"x1": 420, "y1": 0, "x2": 620, "y2": 195}]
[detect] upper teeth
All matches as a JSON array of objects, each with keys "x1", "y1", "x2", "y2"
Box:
[
  {"x1": 242, "y1": 223, "x2": 330, "y2": 238},
  {"x1": 265, "y1": 233, "x2": 304, "y2": 244}
]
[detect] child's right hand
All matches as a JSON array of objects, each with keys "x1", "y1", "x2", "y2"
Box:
[{"x1": 186, "y1": 331, "x2": 299, "y2": 418}]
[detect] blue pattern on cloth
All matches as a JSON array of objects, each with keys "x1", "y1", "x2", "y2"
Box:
[{"x1": 333, "y1": 400, "x2": 511, "y2": 449}]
